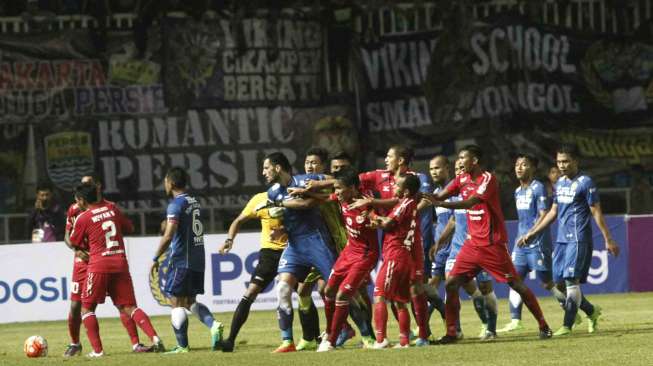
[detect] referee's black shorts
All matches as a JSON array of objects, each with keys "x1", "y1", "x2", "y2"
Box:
[{"x1": 250, "y1": 248, "x2": 283, "y2": 288}]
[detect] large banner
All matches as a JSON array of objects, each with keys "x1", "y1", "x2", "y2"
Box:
[
  {"x1": 356, "y1": 14, "x2": 653, "y2": 151},
  {"x1": 162, "y1": 12, "x2": 324, "y2": 111}
]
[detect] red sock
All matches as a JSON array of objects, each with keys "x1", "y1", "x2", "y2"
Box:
[
  {"x1": 323, "y1": 296, "x2": 335, "y2": 338},
  {"x1": 328, "y1": 301, "x2": 350, "y2": 345},
  {"x1": 131, "y1": 308, "x2": 158, "y2": 341},
  {"x1": 374, "y1": 302, "x2": 388, "y2": 343},
  {"x1": 520, "y1": 287, "x2": 548, "y2": 329},
  {"x1": 444, "y1": 287, "x2": 461, "y2": 337},
  {"x1": 397, "y1": 306, "x2": 410, "y2": 346},
  {"x1": 120, "y1": 312, "x2": 140, "y2": 345},
  {"x1": 81, "y1": 312, "x2": 103, "y2": 353},
  {"x1": 412, "y1": 294, "x2": 429, "y2": 339},
  {"x1": 68, "y1": 311, "x2": 81, "y2": 344}
]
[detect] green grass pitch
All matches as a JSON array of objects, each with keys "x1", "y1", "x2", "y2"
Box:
[{"x1": 1, "y1": 292, "x2": 651, "y2": 366}]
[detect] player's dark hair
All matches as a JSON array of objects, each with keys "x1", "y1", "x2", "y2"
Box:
[
  {"x1": 516, "y1": 153, "x2": 539, "y2": 168},
  {"x1": 36, "y1": 182, "x2": 53, "y2": 192},
  {"x1": 390, "y1": 145, "x2": 414, "y2": 165},
  {"x1": 305, "y1": 147, "x2": 329, "y2": 165},
  {"x1": 431, "y1": 155, "x2": 450, "y2": 166},
  {"x1": 166, "y1": 167, "x2": 189, "y2": 189},
  {"x1": 401, "y1": 174, "x2": 421, "y2": 196},
  {"x1": 556, "y1": 144, "x2": 579, "y2": 160},
  {"x1": 333, "y1": 166, "x2": 360, "y2": 188},
  {"x1": 265, "y1": 152, "x2": 292, "y2": 173},
  {"x1": 74, "y1": 183, "x2": 98, "y2": 203},
  {"x1": 82, "y1": 173, "x2": 102, "y2": 186},
  {"x1": 460, "y1": 144, "x2": 483, "y2": 164},
  {"x1": 330, "y1": 151, "x2": 352, "y2": 163}
]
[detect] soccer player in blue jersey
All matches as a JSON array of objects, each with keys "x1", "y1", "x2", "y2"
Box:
[
  {"x1": 424, "y1": 156, "x2": 450, "y2": 328},
  {"x1": 151, "y1": 167, "x2": 223, "y2": 353},
  {"x1": 520, "y1": 145, "x2": 620, "y2": 336},
  {"x1": 262, "y1": 152, "x2": 337, "y2": 353},
  {"x1": 499, "y1": 154, "x2": 569, "y2": 332}
]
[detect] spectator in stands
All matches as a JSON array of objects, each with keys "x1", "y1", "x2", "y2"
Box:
[
  {"x1": 25, "y1": 183, "x2": 65, "y2": 243},
  {"x1": 546, "y1": 165, "x2": 561, "y2": 198},
  {"x1": 629, "y1": 165, "x2": 652, "y2": 214}
]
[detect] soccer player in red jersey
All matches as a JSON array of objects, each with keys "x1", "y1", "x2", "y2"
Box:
[
  {"x1": 63, "y1": 175, "x2": 147, "y2": 357},
  {"x1": 368, "y1": 174, "x2": 423, "y2": 349},
  {"x1": 354, "y1": 146, "x2": 431, "y2": 345},
  {"x1": 314, "y1": 167, "x2": 380, "y2": 352},
  {"x1": 426, "y1": 145, "x2": 553, "y2": 343},
  {"x1": 69, "y1": 183, "x2": 164, "y2": 357}
]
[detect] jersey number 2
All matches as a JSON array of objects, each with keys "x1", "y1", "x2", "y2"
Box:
[{"x1": 101, "y1": 221, "x2": 120, "y2": 249}]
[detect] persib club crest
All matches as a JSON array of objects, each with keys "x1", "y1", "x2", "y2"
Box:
[
  {"x1": 150, "y1": 251, "x2": 173, "y2": 307},
  {"x1": 44, "y1": 132, "x2": 94, "y2": 191}
]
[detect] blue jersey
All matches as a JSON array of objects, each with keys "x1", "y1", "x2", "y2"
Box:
[
  {"x1": 450, "y1": 195, "x2": 468, "y2": 251},
  {"x1": 554, "y1": 174, "x2": 599, "y2": 243},
  {"x1": 433, "y1": 185, "x2": 453, "y2": 247},
  {"x1": 515, "y1": 179, "x2": 551, "y2": 248},
  {"x1": 166, "y1": 193, "x2": 205, "y2": 271},
  {"x1": 268, "y1": 173, "x2": 330, "y2": 241},
  {"x1": 417, "y1": 173, "x2": 434, "y2": 248}
]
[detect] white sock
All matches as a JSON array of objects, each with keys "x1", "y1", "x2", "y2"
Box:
[{"x1": 509, "y1": 289, "x2": 522, "y2": 309}]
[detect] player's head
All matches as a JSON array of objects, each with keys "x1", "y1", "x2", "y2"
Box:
[
  {"x1": 330, "y1": 151, "x2": 353, "y2": 173},
  {"x1": 454, "y1": 159, "x2": 465, "y2": 177},
  {"x1": 429, "y1": 155, "x2": 450, "y2": 184},
  {"x1": 164, "y1": 167, "x2": 189, "y2": 196},
  {"x1": 333, "y1": 166, "x2": 360, "y2": 203},
  {"x1": 263, "y1": 152, "x2": 291, "y2": 184},
  {"x1": 515, "y1": 154, "x2": 538, "y2": 181},
  {"x1": 35, "y1": 183, "x2": 53, "y2": 205},
  {"x1": 457, "y1": 144, "x2": 482, "y2": 174},
  {"x1": 386, "y1": 145, "x2": 414, "y2": 172},
  {"x1": 304, "y1": 146, "x2": 329, "y2": 174},
  {"x1": 556, "y1": 144, "x2": 579, "y2": 178},
  {"x1": 81, "y1": 173, "x2": 103, "y2": 197},
  {"x1": 394, "y1": 174, "x2": 420, "y2": 198},
  {"x1": 548, "y1": 166, "x2": 561, "y2": 184},
  {"x1": 74, "y1": 182, "x2": 98, "y2": 209}
]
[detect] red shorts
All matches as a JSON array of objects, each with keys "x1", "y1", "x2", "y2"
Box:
[
  {"x1": 82, "y1": 271, "x2": 137, "y2": 307},
  {"x1": 449, "y1": 243, "x2": 519, "y2": 283},
  {"x1": 374, "y1": 252, "x2": 412, "y2": 303},
  {"x1": 328, "y1": 250, "x2": 377, "y2": 296},
  {"x1": 70, "y1": 259, "x2": 88, "y2": 302}
]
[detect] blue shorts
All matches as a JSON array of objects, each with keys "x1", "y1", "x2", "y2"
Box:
[
  {"x1": 552, "y1": 241, "x2": 593, "y2": 283},
  {"x1": 445, "y1": 244, "x2": 491, "y2": 282},
  {"x1": 164, "y1": 267, "x2": 205, "y2": 297},
  {"x1": 512, "y1": 244, "x2": 552, "y2": 273},
  {"x1": 277, "y1": 231, "x2": 336, "y2": 282},
  {"x1": 431, "y1": 244, "x2": 451, "y2": 277}
]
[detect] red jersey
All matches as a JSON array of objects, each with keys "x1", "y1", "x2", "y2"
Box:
[
  {"x1": 69, "y1": 201, "x2": 134, "y2": 273},
  {"x1": 384, "y1": 197, "x2": 421, "y2": 261},
  {"x1": 330, "y1": 194, "x2": 378, "y2": 257},
  {"x1": 445, "y1": 171, "x2": 507, "y2": 247}
]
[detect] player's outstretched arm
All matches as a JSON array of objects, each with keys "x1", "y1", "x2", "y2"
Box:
[
  {"x1": 590, "y1": 203, "x2": 620, "y2": 257},
  {"x1": 305, "y1": 178, "x2": 336, "y2": 192},
  {"x1": 433, "y1": 196, "x2": 482, "y2": 210},
  {"x1": 221, "y1": 214, "x2": 252, "y2": 254},
  {"x1": 430, "y1": 216, "x2": 455, "y2": 261},
  {"x1": 279, "y1": 197, "x2": 319, "y2": 209},
  {"x1": 519, "y1": 203, "x2": 558, "y2": 246}
]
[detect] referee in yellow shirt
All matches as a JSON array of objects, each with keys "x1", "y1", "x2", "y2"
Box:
[{"x1": 216, "y1": 192, "x2": 287, "y2": 352}]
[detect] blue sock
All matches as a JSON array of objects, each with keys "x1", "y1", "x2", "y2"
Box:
[
  {"x1": 472, "y1": 296, "x2": 488, "y2": 324},
  {"x1": 486, "y1": 305, "x2": 497, "y2": 333},
  {"x1": 278, "y1": 306, "x2": 294, "y2": 341},
  {"x1": 349, "y1": 302, "x2": 371, "y2": 337},
  {"x1": 191, "y1": 302, "x2": 215, "y2": 329},
  {"x1": 171, "y1": 307, "x2": 189, "y2": 348},
  {"x1": 563, "y1": 298, "x2": 579, "y2": 328},
  {"x1": 579, "y1": 295, "x2": 595, "y2": 316}
]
